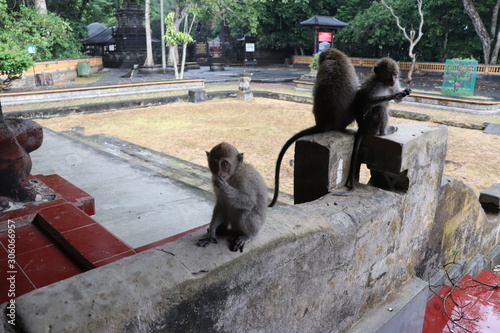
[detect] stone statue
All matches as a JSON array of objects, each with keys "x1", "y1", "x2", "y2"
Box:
[{"x1": 0, "y1": 102, "x2": 43, "y2": 210}]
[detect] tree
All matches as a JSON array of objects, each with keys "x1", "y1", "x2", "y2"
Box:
[
  {"x1": 335, "y1": 1, "x2": 406, "y2": 58},
  {"x1": 35, "y1": 0, "x2": 47, "y2": 14},
  {"x1": 0, "y1": 43, "x2": 34, "y2": 90},
  {"x1": 0, "y1": 1, "x2": 83, "y2": 61},
  {"x1": 144, "y1": 0, "x2": 154, "y2": 67},
  {"x1": 462, "y1": 0, "x2": 500, "y2": 64},
  {"x1": 164, "y1": 11, "x2": 194, "y2": 79},
  {"x1": 381, "y1": 0, "x2": 424, "y2": 84}
]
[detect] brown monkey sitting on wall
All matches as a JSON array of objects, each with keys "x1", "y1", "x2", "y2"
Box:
[
  {"x1": 269, "y1": 48, "x2": 359, "y2": 207},
  {"x1": 345, "y1": 57, "x2": 412, "y2": 190},
  {"x1": 198, "y1": 142, "x2": 268, "y2": 252}
]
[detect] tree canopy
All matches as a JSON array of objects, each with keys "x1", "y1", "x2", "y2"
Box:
[
  {"x1": 0, "y1": 0, "x2": 498, "y2": 64},
  {"x1": 0, "y1": 0, "x2": 83, "y2": 61}
]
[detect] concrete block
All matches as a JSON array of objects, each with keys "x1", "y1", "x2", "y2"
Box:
[
  {"x1": 188, "y1": 89, "x2": 206, "y2": 103},
  {"x1": 294, "y1": 130, "x2": 355, "y2": 204},
  {"x1": 347, "y1": 278, "x2": 428, "y2": 333},
  {"x1": 479, "y1": 183, "x2": 500, "y2": 210},
  {"x1": 360, "y1": 123, "x2": 446, "y2": 174},
  {"x1": 237, "y1": 91, "x2": 253, "y2": 100},
  {"x1": 293, "y1": 124, "x2": 447, "y2": 204},
  {"x1": 484, "y1": 123, "x2": 500, "y2": 135}
]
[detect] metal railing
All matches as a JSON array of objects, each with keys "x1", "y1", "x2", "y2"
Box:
[{"x1": 292, "y1": 55, "x2": 500, "y2": 75}]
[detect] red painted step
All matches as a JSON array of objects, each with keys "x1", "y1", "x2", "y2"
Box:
[
  {"x1": 423, "y1": 270, "x2": 500, "y2": 332},
  {"x1": 0, "y1": 175, "x2": 135, "y2": 303}
]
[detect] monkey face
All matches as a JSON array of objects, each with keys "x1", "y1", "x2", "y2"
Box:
[
  {"x1": 206, "y1": 143, "x2": 244, "y2": 181},
  {"x1": 208, "y1": 158, "x2": 235, "y2": 181}
]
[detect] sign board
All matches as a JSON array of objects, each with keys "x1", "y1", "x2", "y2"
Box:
[
  {"x1": 245, "y1": 43, "x2": 255, "y2": 52},
  {"x1": 318, "y1": 32, "x2": 333, "y2": 43},
  {"x1": 27, "y1": 45, "x2": 36, "y2": 54},
  {"x1": 195, "y1": 42, "x2": 209, "y2": 56}
]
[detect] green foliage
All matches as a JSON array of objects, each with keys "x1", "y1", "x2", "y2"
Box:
[
  {"x1": 199, "y1": 0, "x2": 265, "y2": 37},
  {"x1": 164, "y1": 12, "x2": 192, "y2": 46},
  {"x1": 0, "y1": 1, "x2": 84, "y2": 61},
  {"x1": 311, "y1": 52, "x2": 319, "y2": 70},
  {"x1": 257, "y1": 0, "x2": 343, "y2": 51},
  {"x1": 0, "y1": 43, "x2": 34, "y2": 76},
  {"x1": 0, "y1": 42, "x2": 34, "y2": 89},
  {"x1": 336, "y1": 1, "x2": 405, "y2": 58}
]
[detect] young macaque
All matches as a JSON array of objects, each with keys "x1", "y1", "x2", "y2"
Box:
[
  {"x1": 269, "y1": 48, "x2": 359, "y2": 206},
  {"x1": 198, "y1": 142, "x2": 267, "y2": 252},
  {"x1": 345, "y1": 57, "x2": 412, "y2": 189}
]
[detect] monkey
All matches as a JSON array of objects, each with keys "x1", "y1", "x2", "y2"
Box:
[
  {"x1": 344, "y1": 57, "x2": 412, "y2": 190},
  {"x1": 197, "y1": 142, "x2": 268, "y2": 252},
  {"x1": 269, "y1": 48, "x2": 359, "y2": 207}
]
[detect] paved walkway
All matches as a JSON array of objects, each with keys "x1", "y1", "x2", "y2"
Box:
[{"x1": 30, "y1": 129, "x2": 213, "y2": 249}]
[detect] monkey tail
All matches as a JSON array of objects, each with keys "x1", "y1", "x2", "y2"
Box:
[{"x1": 269, "y1": 126, "x2": 322, "y2": 207}]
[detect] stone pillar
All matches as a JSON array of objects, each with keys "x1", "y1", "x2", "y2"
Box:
[
  {"x1": 237, "y1": 73, "x2": 253, "y2": 100},
  {"x1": 294, "y1": 130, "x2": 355, "y2": 204},
  {"x1": 294, "y1": 124, "x2": 448, "y2": 204},
  {"x1": 188, "y1": 90, "x2": 207, "y2": 103}
]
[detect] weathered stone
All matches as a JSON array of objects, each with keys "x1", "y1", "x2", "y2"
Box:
[
  {"x1": 0, "y1": 119, "x2": 43, "y2": 202},
  {"x1": 479, "y1": 183, "x2": 500, "y2": 210},
  {"x1": 294, "y1": 124, "x2": 447, "y2": 203},
  {"x1": 188, "y1": 89, "x2": 207, "y2": 103},
  {"x1": 294, "y1": 129, "x2": 355, "y2": 204},
  {"x1": 6, "y1": 123, "x2": 500, "y2": 333},
  {"x1": 236, "y1": 91, "x2": 253, "y2": 100},
  {"x1": 484, "y1": 123, "x2": 500, "y2": 135}
]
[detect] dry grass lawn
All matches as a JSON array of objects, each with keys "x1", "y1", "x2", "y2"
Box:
[{"x1": 34, "y1": 98, "x2": 500, "y2": 197}]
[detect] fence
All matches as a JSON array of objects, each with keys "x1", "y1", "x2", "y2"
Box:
[
  {"x1": 291, "y1": 55, "x2": 500, "y2": 75},
  {"x1": 0, "y1": 57, "x2": 103, "y2": 79}
]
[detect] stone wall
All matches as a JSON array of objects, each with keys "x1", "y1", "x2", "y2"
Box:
[{"x1": 2, "y1": 123, "x2": 499, "y2": 333}]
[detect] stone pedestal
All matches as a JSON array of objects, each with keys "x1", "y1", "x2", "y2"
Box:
[
  {"x1": 237, "y1": 73, "x2": 253, "y2": 101},
  {"x1": 294, "y1": 124, "x2": 448, "y2": 204},
  {"x1": 294, "y1": 130, "x2": 355, "y2": 204},
  {"x1": 188, "y1": 89, "x2": 207, "y2": 103}
]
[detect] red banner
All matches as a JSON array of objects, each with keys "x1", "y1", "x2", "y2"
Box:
[{"x1": 318, "y1": 32, "x2": 333, "y2": 42}]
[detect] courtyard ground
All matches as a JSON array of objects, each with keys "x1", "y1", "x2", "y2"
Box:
[{"x1": 33, "y1": 92, "x2": 500, "y2": 197}]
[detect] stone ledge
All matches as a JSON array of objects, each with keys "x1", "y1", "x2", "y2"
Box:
[{"x1": 479, "y1": 183, "x2": 500, "y2": 210}]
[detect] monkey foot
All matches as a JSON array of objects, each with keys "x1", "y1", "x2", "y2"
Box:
[
  {"x1": 0, "y1": 196, "x2": 13, "y2": 212},
  {"x1": 229, "y1": 236, "x2": 250, "y2": 253},
  {"x1": 331, "y1": 187, "x2": 354, "y2": 196},
  {"x1": 197, "y1": 237, "x2": 217, "y2": 247}
]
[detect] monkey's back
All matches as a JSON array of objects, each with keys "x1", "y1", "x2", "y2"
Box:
[{"x1": 312, "y1": 48, "x2": 359, "y2": 131}]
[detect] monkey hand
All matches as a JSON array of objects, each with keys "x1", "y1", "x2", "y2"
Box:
[
  {"x1": 214, "y1": 176, "x2": 233, "y2": 193},
  {"x1": 197, "y1": 236, "x2": 217, "y2": 247},
  {"x1": 393, "y1": 88, "x2": 411, "y2": 102}
]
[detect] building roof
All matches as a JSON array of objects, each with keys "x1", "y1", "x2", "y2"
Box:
[
  {"x1": 300, "y1": 15, "x2": 348, "y2": 29},
  {"x1": 80, "y1": 23, "x2": 116, "y2": 45}
]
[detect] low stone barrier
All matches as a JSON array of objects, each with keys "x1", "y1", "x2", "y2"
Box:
[{"x1": 3, "y1": 123, "x2": 499, "y2": 332}]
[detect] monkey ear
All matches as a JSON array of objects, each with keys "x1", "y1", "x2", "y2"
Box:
[
  {"x1": 374, "y1": 66, "x2": 381, "y2": 74},
  {"x1": 206, "y1": 151, "x2": 210, "y2": 157},
  {"x1": 237, "y1": 153, "x2": 244, "y2": 165}
]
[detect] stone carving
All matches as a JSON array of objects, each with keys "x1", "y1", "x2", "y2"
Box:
[{"x1": 0, "y1": 105, "x2": 43, "y2": 209}]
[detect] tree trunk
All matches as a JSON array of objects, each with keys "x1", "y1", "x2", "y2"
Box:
[
  {"x1": 462, "y1": 0, "x2": 492, "y2": 64},
  {"x1": 35, "y1": 0, "x2": 47, "y2": 14},
  {"x1": 143, "y1": 0, "x2": 154, "y2": 67},
  {"x1": 407, "y1": 57, "x2": 416, "y2": 85}
]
